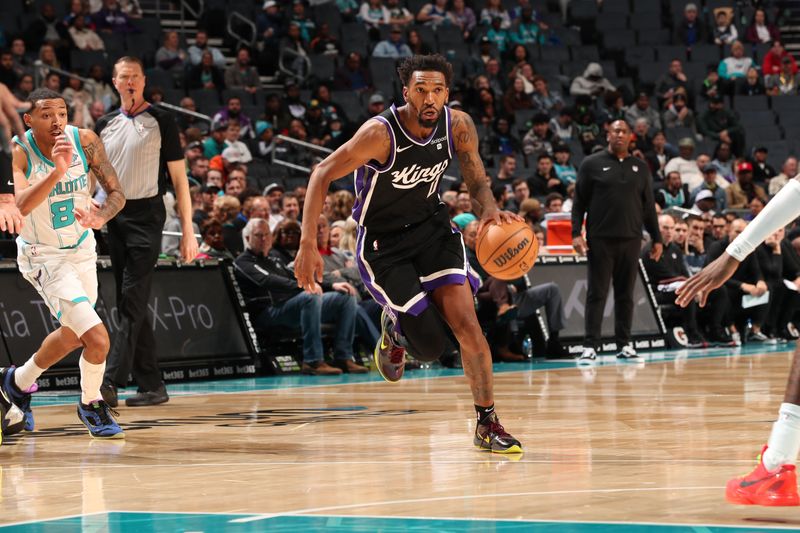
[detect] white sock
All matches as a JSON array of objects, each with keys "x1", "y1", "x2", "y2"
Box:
[
  {"x1": 763, "y1": 403, "x2": 800, "y2": 472},
  {"x1": 14, "y1": 355, "x2": 46, "y2": 392},
  {"x1": 78, "y1": 355, "x2": 106, "y2": 406}
]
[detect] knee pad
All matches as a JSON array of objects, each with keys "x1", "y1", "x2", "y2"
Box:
[
  {"x1": 60, "y1": 300, "x2": 102, "y2": 338},
  {"x1": 398, "y1": 305, "x2": 456, "y2": 362}
]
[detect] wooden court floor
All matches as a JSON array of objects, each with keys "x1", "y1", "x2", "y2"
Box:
[{"x1": 3, "y1": 346, "x2": 800, "y2": 532}]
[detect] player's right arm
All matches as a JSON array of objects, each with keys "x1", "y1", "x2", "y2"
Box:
[
  {"x1": 676, "y1": 176, "x2": 800, "y2": 307},
  {"x1": 13, "y1": 135, "x2": 73, "y2": 216},
  {"x1": 294, "y1": 119, "x2": 391, "y2": 292}
]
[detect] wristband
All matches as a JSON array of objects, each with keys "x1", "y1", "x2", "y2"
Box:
[{"x1": 727, "y1": 179, "x2": 800, "y2": 261}]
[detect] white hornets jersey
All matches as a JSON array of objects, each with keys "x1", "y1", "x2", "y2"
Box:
[{"x1": 13, "y1": 125, "x2": 92, "y2": 248}]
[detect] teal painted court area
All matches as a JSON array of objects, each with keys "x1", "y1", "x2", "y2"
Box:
[
  {"x1": 2, "y1": 512, "x2": 799, "y2": 533},
  {"x1": 29, "y1": 342, "x2": 796, "y2": 408}
]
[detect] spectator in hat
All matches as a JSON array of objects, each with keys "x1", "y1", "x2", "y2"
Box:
[
  {"x1": 552, "y1": 143, "x2": 577, "y2": 186},
  {"x1": 263, "y1": 183, "x2": 286, "y2": 231},
  {"x1": 698, "y1": 95, "x2": 745, "y2": 156},
  {"x1": 693, "y1": 188, "x2": 718, "y2": 214},
  {"x1": 570, "y1": 62, "x2": 615, "y2": 98},
  {"x1": 522, "y1": 112, "x2": 554, "y2": 156},
  {"x1": 225, "y1": 46, "x2": 260, "y2": 94},
  {"x1": 745, "y1": 7, "x2": 780, "y2": 45},
  {"x1": 656, "y1": 170, "x2": 691, "y2": 209},
  {"x1": 762, "y1": 40, "x2": 797, "y2": 76},
  {"x1": 366, "y1": 93, "x2": 386, "y2": 117},
  {"x1": 769, "y1": 156, "x2": 798, "y2": 196},
  {"x1": 765, "y1": 55, "x2": 800, "y2": 95},
  {"x1": 257, "y1": 0, "x2": 284, "y2": 73},
  {"x1": 549, "y1": 107, "x2": 574, "y2": 141},
  {"x1": 675, "y1": 2, "x2": 708, "y2": 47},
  {"x1": 305, "y1": 101, "x2": 329, "y2": 145},
  {"x1": 664, "y1": 137, "x2": 703, "y2": 189},
  {"x1": 255, "y1": 120, "x2": 276, "y2": 158},
  {"x1": 625, "y1": 92, "x2": 662, "y2": 131},
  {"x1": 727, "y1": 161, "x2": 768, "y2": 208},
  {"x1": 749, "y1": 146, "x2": 778, "y2": 185},
  {"x1": 373, "y1": 25, "x2": 413, "y2": 58},
  {"x1": 691, "y1": 164, "x2": 728, "y2": 210},
  {"x1": 203, "y1": 120, "x2": 228, "y2": 159}
]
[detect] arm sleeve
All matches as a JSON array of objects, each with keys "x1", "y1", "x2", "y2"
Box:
[
  {"x1": 571, "y1": 158, "x2": 591, "y2": 237},
  {"x1": 156, "y1": 109, "x2": 184, "y2": 162}
]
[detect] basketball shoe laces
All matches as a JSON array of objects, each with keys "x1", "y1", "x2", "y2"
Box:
[
  {"x1": 90, "y1": 401, "x2": 119, "y2": 425},
  {"x1": 481, "y1": 413, "x2": 512, "y2": 440},
  {"x1": 389, "y1": 344, "x2": 405, "y2": 365}
]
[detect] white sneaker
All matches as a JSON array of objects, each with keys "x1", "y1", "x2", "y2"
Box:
[
  {"x1": 750, "y1": 331, "x2": 769, "y2": 342},
  {"x1": 616, "y1": 344, "x2": 639, "y2": 359},
  {"x1": 731, "y1": 331, "x2": 742, "y2": 346},
  {"x1": 577, "y1": 347, "x2": 597, "y2": 365}
]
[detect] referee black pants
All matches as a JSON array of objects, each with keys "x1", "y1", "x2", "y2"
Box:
[
  {"x1": 585, "y1": 237, "x2": 641, "y2": 350},
  {"x1": 104, "y1": 196, "x2": 166, "y2": 392}
]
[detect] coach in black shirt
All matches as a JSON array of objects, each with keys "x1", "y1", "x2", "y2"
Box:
[{"x1": 572, "y1": 120, "x2": 662, "y2": 361}]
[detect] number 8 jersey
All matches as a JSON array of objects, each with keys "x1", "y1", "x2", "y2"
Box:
[{"x1": 13, "y1": 125, "x2": 92, "y2": 248}]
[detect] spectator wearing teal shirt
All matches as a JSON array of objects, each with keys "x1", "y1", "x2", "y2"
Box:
[
  {"x1": 553, "y1": 144, "x2": 577, "y2": 186},
  {"x1": 486, "y1": 17, "x2": 511, "y2": 53}
]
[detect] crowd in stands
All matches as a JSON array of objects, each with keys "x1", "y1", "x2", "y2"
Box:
[{"x1": 3, "y1": 0, "x2": 800, "y2": 364}]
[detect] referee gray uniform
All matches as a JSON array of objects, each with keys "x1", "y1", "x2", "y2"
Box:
[{"x1": 96, "y1": 105, "x2": 182, "y2": 400}]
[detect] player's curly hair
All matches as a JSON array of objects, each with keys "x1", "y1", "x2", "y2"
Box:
[{"x1": 397, "y1": 54, "x2": 453, "y2": 87}]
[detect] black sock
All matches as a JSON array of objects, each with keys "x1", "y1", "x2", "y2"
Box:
[{"x1": 475, "y1": 404, "x2": 495, "y2": 425}]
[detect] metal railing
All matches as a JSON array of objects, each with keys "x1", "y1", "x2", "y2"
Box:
[
  {"x1": 33, "y1": 60, "x2": 95, "y2": 90},
  {"x1": 227, "y1": 11, "x2": 256, "y2": 51},
  {"x1": 278, "y1": 46, "x2": 312, "y2": 83},
  {"x1": 272, "y1": 134, "x2": 332, "y2": 175},
  {"x1": 154, "y1": 101, "x2": 213, "y2": 124}
]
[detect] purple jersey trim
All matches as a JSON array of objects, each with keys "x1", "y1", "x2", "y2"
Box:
[
  {"x1": 365, "y1": 116, "x2": 396, "y2": 172},
  {"x1": 390, "y1": 104, "x2": 439, "y2": 145},
  {"x1": 420, "y1": 271, "x2": 480, "y2": 295},
  {"x1": 445, "y1": 106, "x2": 455, "y2": 159}
]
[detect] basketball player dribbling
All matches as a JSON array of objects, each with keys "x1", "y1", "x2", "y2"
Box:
[
  {"x1": 676, "y1": 176, "x2": 800, "y2": 506},
  {"x1": 0, "y1": 88, "x2": 127, "y2": 440},
  {"x1": 295, "y1": 55, "x2": 523, "y2": 453}
]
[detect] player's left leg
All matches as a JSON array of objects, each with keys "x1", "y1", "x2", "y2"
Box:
[
  {"x1": 431, "y1": 282, "x2": 522, "y2": 454},
  {"x1": 74, "y1": 322, "x2": 123, "y2": 439},
  {"x1": 726, "y1": 341, "x2": 800, "y2": 506}
]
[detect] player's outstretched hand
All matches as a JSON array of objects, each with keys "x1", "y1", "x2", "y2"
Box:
[
  {"x1": 295, "y1": 242, "x2": 324, "y2": 294},
  {"x1": 675, "y1": 252, "x2": 740, "y2": 308},
  {"x1": 0, "y1": 195, "x2": 23, "y2": 233},
  {"x1": 180, "y1": 232, "x2": 199, "y2": 263},
  {"x1": 73, "y1": 199, "x2": 105, "y2": 229},
  {"x1": 52, "y1": 133, "x2": 73, "y2": 174},
  {"x1": 477, "y1": 209, "x2": 523, "y2": 235}
]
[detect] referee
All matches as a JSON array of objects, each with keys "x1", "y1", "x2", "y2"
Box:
[
  {"x1": 571, "y1": 120, "x2": 662, "y2": 362},
  {"x1": 0, "y1": 135, "x2": 22, "y2": 233},
  {"x1": 97, "y1": 57, "x2": 198, "y2": 408}
]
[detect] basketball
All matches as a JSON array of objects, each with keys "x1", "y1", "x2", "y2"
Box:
[{"x1": 476, "y1": 220, "x2": 539, "y2": 280}]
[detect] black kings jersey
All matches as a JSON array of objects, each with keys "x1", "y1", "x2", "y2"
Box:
[{"x1": 352, "y1": 103, "x2": 454, "y2": 234}]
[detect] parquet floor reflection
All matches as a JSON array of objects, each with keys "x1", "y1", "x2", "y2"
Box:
[{"x1": 3, "y1": 346, "x2": 800, "y2": 532}]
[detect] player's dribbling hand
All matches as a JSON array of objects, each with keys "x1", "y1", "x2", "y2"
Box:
[
  {"x1": 52, "y1": 133, "x2": 73, "y2": 174},
  {"x1": 73, "y1": 199, "x2": 105, "y2": 229},
  {"x1": 295, "y1": 243, "x2": 324, "y2": 294},
  {"x1": 180, "y1": 233, "x2": 199, "y2": 263},
  {"x1": 0, "y1": 195, "x2": 23, "y2": 234},
  {"x1": 477, "y1": 209, "x2": 523, "y2": 236},
  {"x1": 675, "y1": 253, "x2": 740, "y2": 308}
]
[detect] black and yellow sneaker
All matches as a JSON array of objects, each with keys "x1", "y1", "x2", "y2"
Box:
[
  {"x1": 375, "y1": 310, "x2": 406, "y2": 383},
  {"x1": 474, "y1": 412, "x2": 523, "y2": 454}
]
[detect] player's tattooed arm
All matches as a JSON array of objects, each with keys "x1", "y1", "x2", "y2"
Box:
[
  {"x1": 81, "y1": 129, "x2": 126, "y2": 223},
  {"x1": 451, "y1": 110, "x2": 495, "y2": 218},
  {"x1": 452, "y1": 110, "x2": 521, "y2": 227}
]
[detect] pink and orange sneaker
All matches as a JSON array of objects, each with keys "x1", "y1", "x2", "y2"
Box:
[{"x1": 726, "y1": 445, "x2": 800, "y2": 506}]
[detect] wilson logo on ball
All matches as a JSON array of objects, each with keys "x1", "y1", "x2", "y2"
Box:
[{"x1": 493, "y1": 237, "x2": 530, "y2": 267}]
